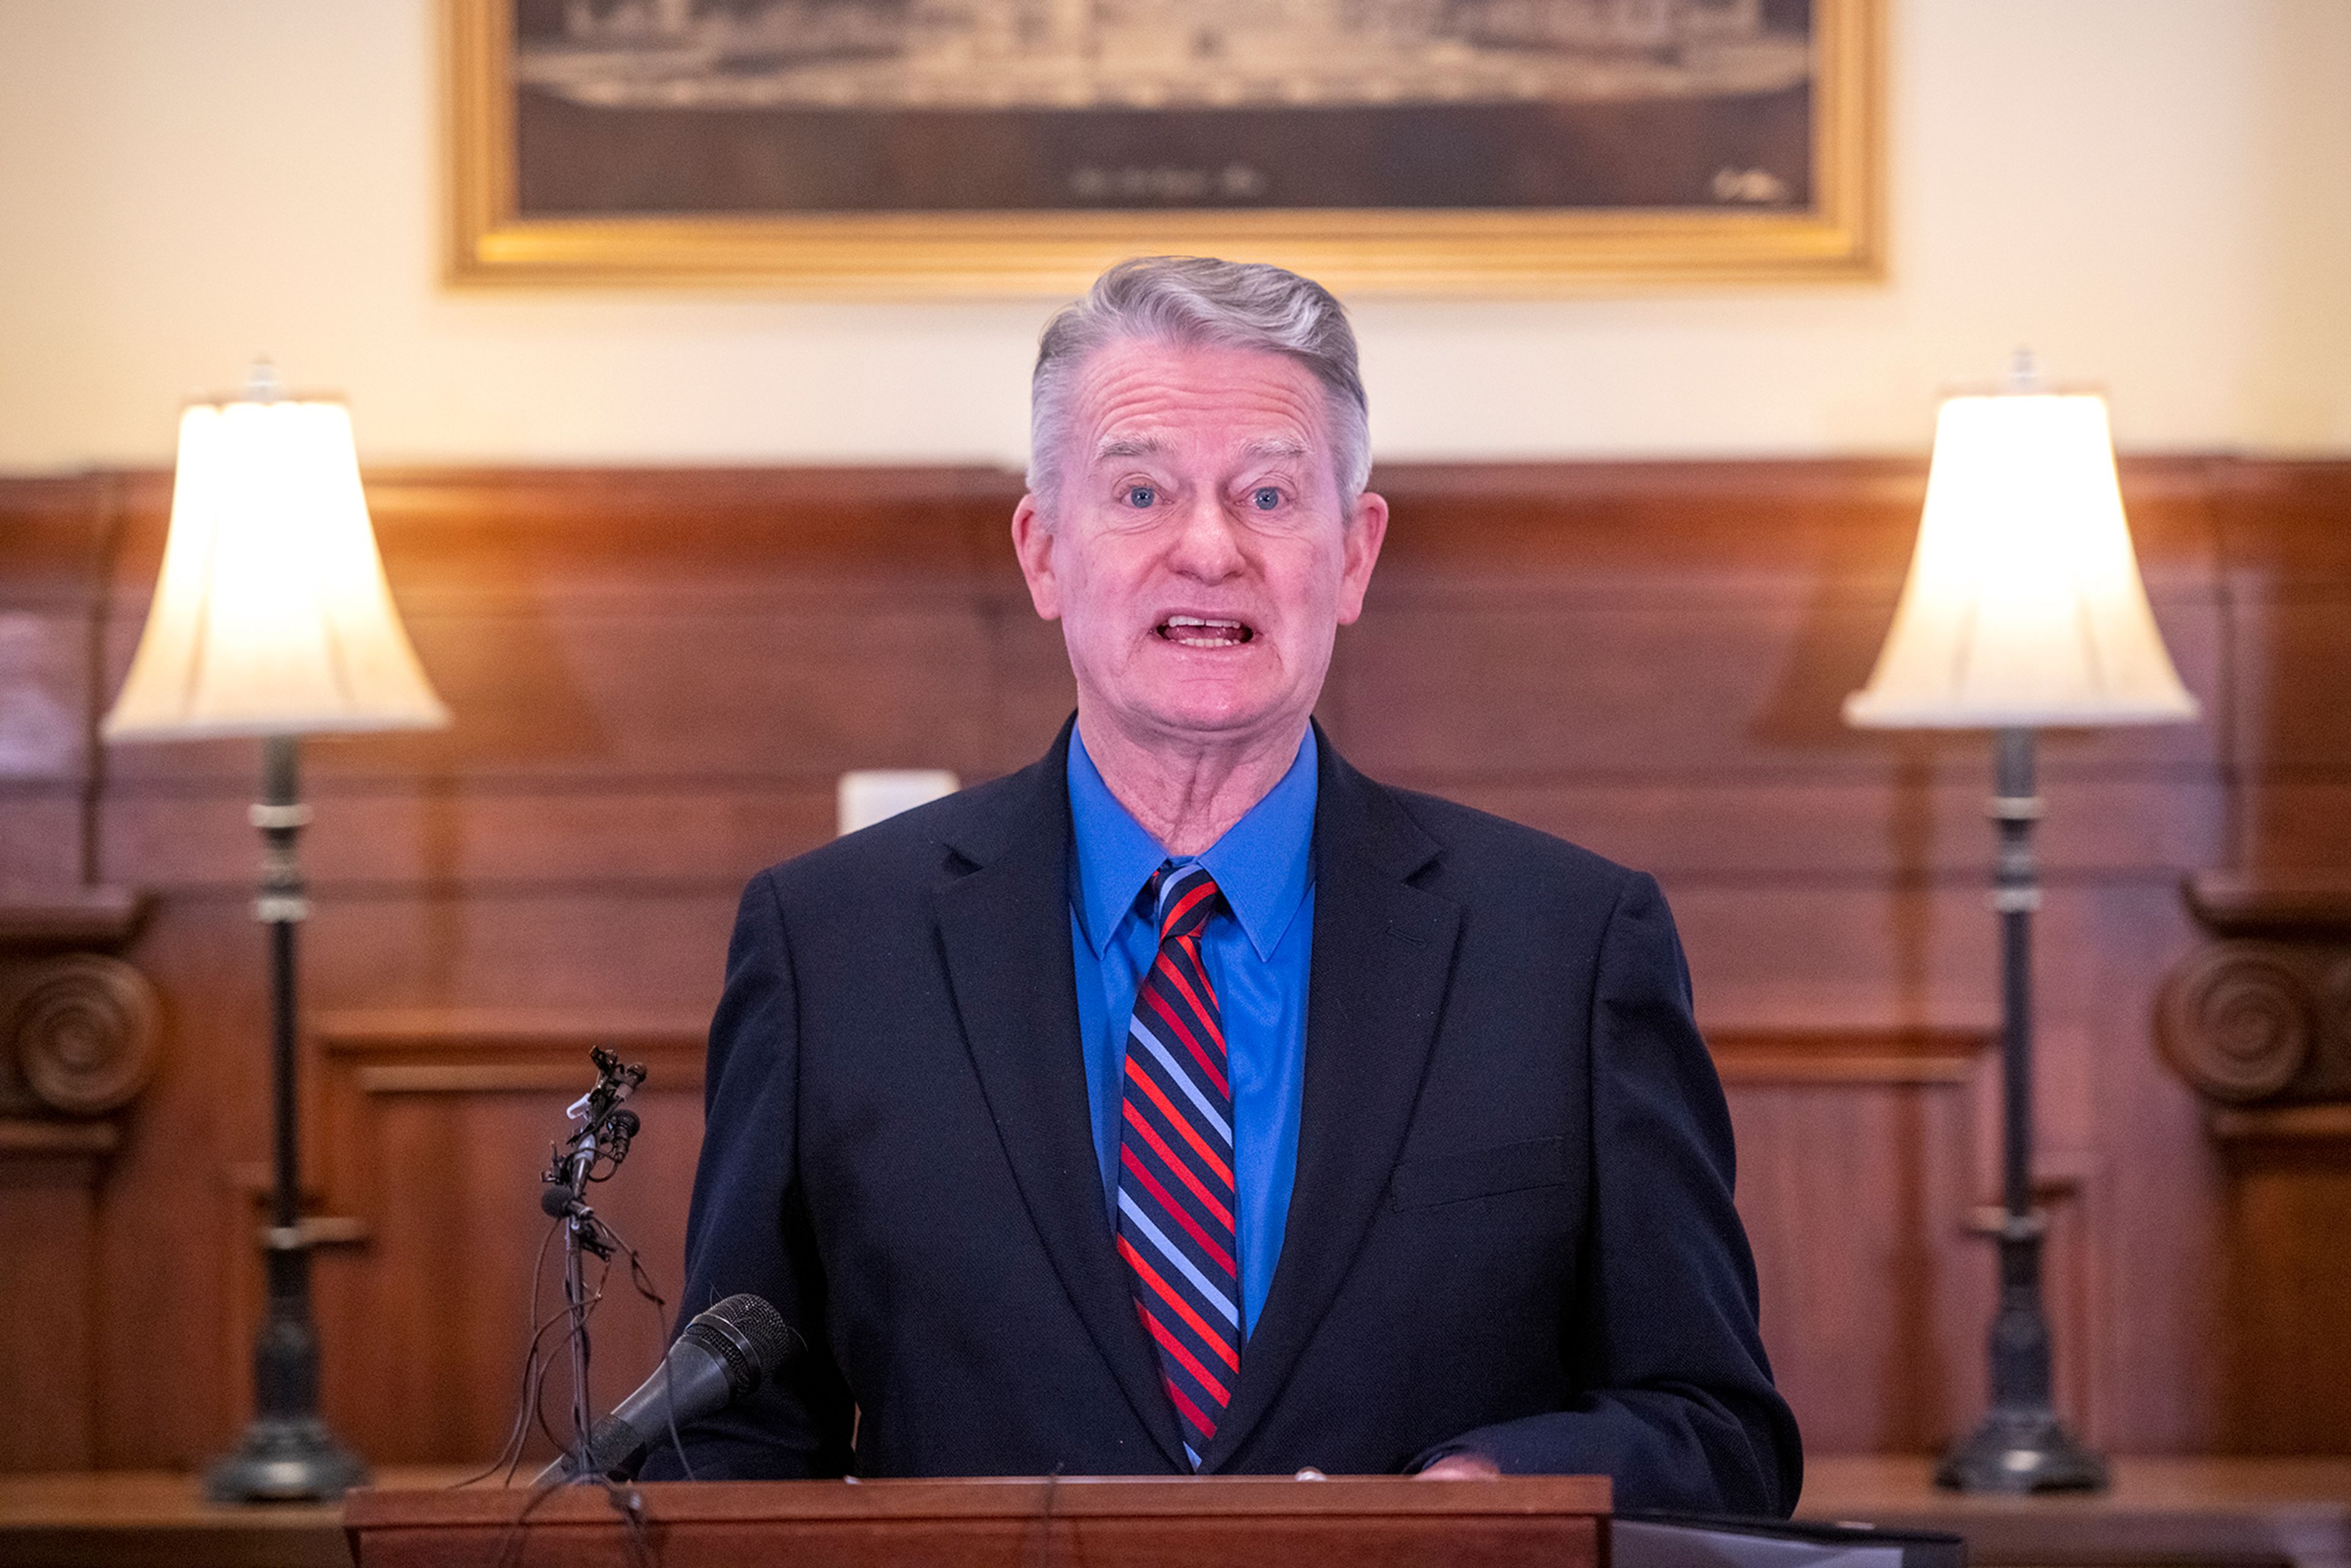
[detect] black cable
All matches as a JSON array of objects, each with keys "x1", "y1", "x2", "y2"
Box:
[
  {"x1": 452, "y1": 1217, "x2": 563, "y2": 1489},
  {"x1": 588, "y1": 1210, "x2": 696, "y2": 1483}
]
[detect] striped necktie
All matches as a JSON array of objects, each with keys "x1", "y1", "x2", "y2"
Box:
[{"x1": 1114, "y1": 862, "x2": 1240, "y2": 1470}]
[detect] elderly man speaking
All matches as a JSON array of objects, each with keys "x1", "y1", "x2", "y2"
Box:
[{"x1": 649, "y1": 257, "x2": 1800, "y2": 1513}]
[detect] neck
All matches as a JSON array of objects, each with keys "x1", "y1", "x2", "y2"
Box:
[{"x1": 1078, "y1": 711, "x2": 1307, "y2": 857}]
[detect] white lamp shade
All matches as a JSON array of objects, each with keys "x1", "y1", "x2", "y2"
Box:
[
  {"x1": 102, "y1": 399, "x2": 449, "y2": 741},
  {"x1": 1845, "y1": 392, "x2": 2199, "y2": 730}
]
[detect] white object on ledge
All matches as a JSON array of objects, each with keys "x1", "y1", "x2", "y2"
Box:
[{"x1": 838, "y1": 770, "x2": 961, "y2": 836}]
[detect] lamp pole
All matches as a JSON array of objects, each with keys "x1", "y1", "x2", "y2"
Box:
[
  {"x1": 205, "y1": 736, "x2": 369, "y2": 1502},
  {"x1": 1936, "y1": 727, "x2": 2105, "y2": 1493}
]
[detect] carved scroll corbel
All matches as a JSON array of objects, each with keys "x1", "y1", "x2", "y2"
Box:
[
  {"x1": 2157, "y1": 877, "x2": 2351, "y2": 1141},
  {"x1": 4, "y1": 953, "x2": 160, "y2": 1118},
  {"x1": 0, "y1": 893, "x2": 160, "y2": 1134}
]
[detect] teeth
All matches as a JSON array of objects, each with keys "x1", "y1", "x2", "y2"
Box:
[{"x1": 1167, "y1": 615, "x2": 1243, "y2": 629}]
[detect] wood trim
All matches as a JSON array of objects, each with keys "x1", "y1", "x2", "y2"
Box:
[
  {"x1": 1796, "y1": 1455, "x2": 2351, "y2": 1568},
  {"x1": 314, "y1": 1008, "x2": 707, "y2": 1094},
  {"x1": 0, "y1": 1119, "x2": 118, "y2": 1157},
  {"x1": 347, "y1": 1475, "x2": 1613, "y2": 1525},
  {"x1": 2186, "y1": 874, "x2": 2351, "y2": 935},
  {"x1": 0, "y1": 890, "x2": 147, "y2": 950},
  {"x1": 2208, "y1": 1103, "x2": 2351, "y2": 1146},
  {"x1": 313, "y1": 1008, "x2": 707, "y2": 1051},
  {"x1": 1709, "y1": 1028, "x2": 1992, "y2": 1084}
]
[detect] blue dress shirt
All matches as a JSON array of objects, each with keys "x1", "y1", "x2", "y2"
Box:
[{"x1": 1067, "y1": 727, "x2": 1316, "y2": 1338}]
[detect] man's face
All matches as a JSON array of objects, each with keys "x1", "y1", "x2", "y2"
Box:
[{"x1": 1011, "y1": 337, "x2": 1387, "y2": 756}]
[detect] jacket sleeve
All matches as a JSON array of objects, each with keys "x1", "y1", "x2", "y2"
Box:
[
  {"x1": 637, "y1": 868, "x2": 855, "y2": 1479},
  {"x1": 1413, "y1": 872, "x2": 1803, "y2": 1515}
]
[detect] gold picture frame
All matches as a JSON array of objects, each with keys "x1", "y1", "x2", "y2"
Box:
[{"x1": 446, "y1": 0, "x2": 1881, "y2": 296}]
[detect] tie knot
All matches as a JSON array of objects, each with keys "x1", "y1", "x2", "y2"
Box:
[{"x1": 1153, "y1": 863, "x2": 1223, "y2": 942}]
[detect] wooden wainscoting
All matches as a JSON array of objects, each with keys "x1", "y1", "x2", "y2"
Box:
[
  {"x1": 298, "y1": 1011, "x2": 704, "y2": 1466},
  {"x1": 1, "y1": 457, "x2": 2347, "y2": 1469}
]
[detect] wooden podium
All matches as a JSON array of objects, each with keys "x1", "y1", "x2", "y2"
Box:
[{"x1": 343, "y1": 1475, "x2": 1610, "y2": 1568}]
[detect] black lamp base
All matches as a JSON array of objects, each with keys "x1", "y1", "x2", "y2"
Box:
[
  {"x1": 1936, "y1": 1408, "x2": 2108, "y2": 1494},
  {"x1": 204, "y1": 1415, "x2": 370, "y2": 1504}
]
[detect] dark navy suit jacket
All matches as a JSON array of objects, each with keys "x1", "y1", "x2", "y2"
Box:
[{"x1": 645, "y1": 719, "x2": 1801, "y2": 1513}]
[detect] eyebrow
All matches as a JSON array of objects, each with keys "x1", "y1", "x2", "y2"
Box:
[
  {"x1": 1090, "y1": 433, "x2": 1312, "y2": 463},
  {"x1": 1093, "y1": 434, "x2": 1164, "y2": 462}
]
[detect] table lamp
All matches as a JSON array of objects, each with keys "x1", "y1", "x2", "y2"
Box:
[
  {"x1": 1845, "y1": 353, "x2": 2197, "y2": 1492},
  {"x1": 102, "y1": 366, "x2": 449, "y2": 1501}
]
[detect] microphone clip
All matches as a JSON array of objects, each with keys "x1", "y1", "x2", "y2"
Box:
[{"x1": 542, "y1": 1046, "x2": 649, "y2": 1212}]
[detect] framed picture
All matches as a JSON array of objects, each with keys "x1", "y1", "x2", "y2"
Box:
[{"x1": 446, "y1": 0, "x2": 1881, "y2": 293}]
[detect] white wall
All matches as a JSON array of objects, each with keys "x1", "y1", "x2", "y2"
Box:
[{"x1": 1, "y1": 0, "x2": 2345, "y2": 471}]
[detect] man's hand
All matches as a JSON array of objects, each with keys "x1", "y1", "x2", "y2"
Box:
[{"x1": 1415, "y1": 1454, "x2": 1502, "y2": 1480}]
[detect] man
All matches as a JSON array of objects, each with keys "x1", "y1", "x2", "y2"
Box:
[{"x1": 647, "y1": 257, "x2": 1801, "y2": 1512}]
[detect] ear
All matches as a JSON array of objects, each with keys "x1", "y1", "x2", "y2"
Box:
[
  {"x1": 1010, "y1": 492, "x2": 1062, "y2": 621},
  {"x1": 1334, "y1": 489, "x2": 1389, "y2": 626}
]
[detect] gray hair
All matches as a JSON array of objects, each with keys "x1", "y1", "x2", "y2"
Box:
[{"x1": 1027, "y1": 256, "x2": 1371, "y2": 511}]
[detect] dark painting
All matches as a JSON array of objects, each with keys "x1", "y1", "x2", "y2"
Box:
[{"x1": 511, "y1": 0, "x2": 1817, "y2": 217}]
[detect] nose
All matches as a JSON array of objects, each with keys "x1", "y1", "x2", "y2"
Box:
[{"x1": 1165, "y1": 492, "x2": 1247, "y2": 582}]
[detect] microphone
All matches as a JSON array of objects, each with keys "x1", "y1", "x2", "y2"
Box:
[{"x1": 534, "y1": 1292, "x2": 801, "y2": 1485}]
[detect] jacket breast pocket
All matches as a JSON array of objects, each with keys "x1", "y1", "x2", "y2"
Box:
[{"x1": 1389, "y1": 1135, "x2": 1571, "y2": 1212}]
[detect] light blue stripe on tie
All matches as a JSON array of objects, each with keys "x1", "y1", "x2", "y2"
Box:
[
  {"x1": 1117, "y1": 1188, "x2": 1239, "y2": 1327},
  {"x1": 1183, "y1": 1442, "x2": 1201, "y2": 1469},
  {"x1": 1128, "y1": 1018, "x2": 1232, "y2": 1144}
]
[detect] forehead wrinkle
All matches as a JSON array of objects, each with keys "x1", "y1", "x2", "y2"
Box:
[{"x1": 1065, "y1": 339, "x2": 1335, "y2": 483}]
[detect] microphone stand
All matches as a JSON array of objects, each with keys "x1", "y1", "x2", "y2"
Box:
[{"x1": 541, "y1": 1049, "x2": 644, "y2": 1482}]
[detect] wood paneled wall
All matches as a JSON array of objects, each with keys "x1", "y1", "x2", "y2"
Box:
[{"x1": 2, "y1": 457, "x2": 2347, "y2": 1472}]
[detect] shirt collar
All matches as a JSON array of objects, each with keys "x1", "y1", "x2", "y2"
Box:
[{"x1": 1067, "y1": 726, "x2": 1318, "y2": 963}]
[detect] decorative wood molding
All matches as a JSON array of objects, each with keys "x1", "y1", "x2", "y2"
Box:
[
  {"x1": 300, "y1": 1007, "x2": 706, "y2": 1232},
  {"x1": 0, "y1": 1119, "x2": 118, "y2": 1157},
  {"x1": 2207, "y1": 1103, "x2": 2351, "y2": 1146},
  {"x1": 0, "y1": 890, "x2": 146, "y2": 950},
  {"x1": 1709, "y1": 1027, "x2": 1993, "y2": 1085},
  {"x1": 2161, "y1": 876, "x2": 2351, "y2": 1145},
  {"x1": 0, "y1": 890, "x2": 157, "y2": 1133},
  {"x1": 313, "y1": 1008, "x2": 707, "y2": 1093}
]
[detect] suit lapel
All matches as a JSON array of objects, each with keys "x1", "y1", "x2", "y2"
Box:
[
  {"x1": 934, "y1": 721, "x2": 1188, "y2": 1469},
  {"x1": 1199, "y1": 730, "x2": 1460, "y2": 1471}
]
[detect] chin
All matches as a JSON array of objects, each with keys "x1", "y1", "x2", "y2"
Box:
[{"x1": 1139, "y1": 689, "x2": 1293, "y2": 742}]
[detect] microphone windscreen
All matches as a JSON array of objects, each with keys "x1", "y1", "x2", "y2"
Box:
[{"x1": 683, "y1": 1294, "x2": 800, "y2": 1397}]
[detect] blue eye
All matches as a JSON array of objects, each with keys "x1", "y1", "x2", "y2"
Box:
[
  {"x1": 1252, "y1": 486, "x2": 1282, "y2": 510},
  {"x1": 1125, "y1": 485, "x2": 1156, "y2": 508}
]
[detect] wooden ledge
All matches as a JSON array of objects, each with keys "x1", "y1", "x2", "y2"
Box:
[
  {"x1": 2209, "y1": 1103, "x2": 2351, "y2": 1146},
  {"x1": 346, "y1": 1475, "x2": 1613, "y2": 1528},
  {"x1": 0, "y1": 889, "x2": 148, "y2": 952},
  {"x1": 0, "y1": 1119, "x2": 119, "y2": 1157},
  {"x1": 1709, "y1": 1028, "x2": 1993, "y2": 1086},
  {"x1": 2186, "y1": 875, "x2": 2351, "y2": 936}
]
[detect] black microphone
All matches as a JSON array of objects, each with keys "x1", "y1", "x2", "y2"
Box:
[{"x1": 534, "y1": 1292, "x2": 801, "y2": 1485}]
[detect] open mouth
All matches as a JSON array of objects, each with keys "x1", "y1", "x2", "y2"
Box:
[{"x1": 1155, "y1": 615, "x2": 1254, "y2": 648}]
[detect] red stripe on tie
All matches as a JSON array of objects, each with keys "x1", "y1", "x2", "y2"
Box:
[
  {"x1": 1138, "y1": 1304, "x2": 1231, "y2": 1405},
  {"x1": 1163, "y1": 881, "x2": 1218, "y2": 935},
  {"x1": 1122, "y1": 1102, "x2": 1235, "y2": 1231},
  {"x1": 1119, "y1": 1236, "x2": 1242, "y2": 1372},
  {"x1": 1142, "y1": 987, "x2": 1230, "y2": 1099},
  {"x1": 1125, "y1": 1056, "x2": 1235, "y2": 1188},
  {"x1": 1120, "y1": 1145, "x2": 1237, "y2": 1277},
  {"x1": 1166, "y1": 1378, "x2": 1219, "y2": 1439},
  {"x1": 1179, "y1": 932, "x2": 1220, "y2": 1010},
  {"x1": 1153, "y1": 951, "x2": 1224, "y2": 1048}
]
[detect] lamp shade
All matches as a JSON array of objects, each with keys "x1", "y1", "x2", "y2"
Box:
[
  {"x1": 1845, "y1": 391, "x2": 2198, "y2": 730},
  {"x1": 102, "y1": 396, "x2": 449, "y2": 741}
]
